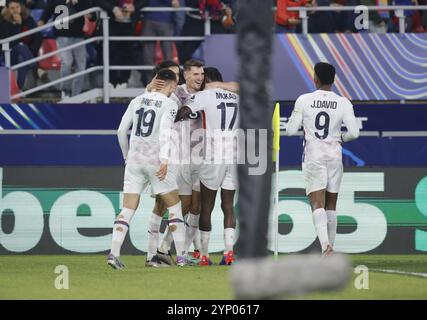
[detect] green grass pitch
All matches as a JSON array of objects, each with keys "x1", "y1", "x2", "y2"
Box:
[{"x1": 1, "y1": 254, "x2": 427, "y2": 300}]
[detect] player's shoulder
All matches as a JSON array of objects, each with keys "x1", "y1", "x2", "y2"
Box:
[
  {"x1": 169, "y1": 92, "x2": 181, "y2": 106},
  {"x1": 322, "y1": 90, "x2": 349, "y2": 102},
  {"x1": 295, "y1": 92, "x2": 313, "y2": 105},
  {"x1": 187, "y1": 89, "x2": 210, "y2": 102},
  {"x1": 296, "y1": 92, "x2": 313, "y2": 100},
  {"x1": 336, "y1": 94, "x2": 353, "y2": 108},
  {"x1": 160, "y1": 94, "x2": 178, "y2": 109},
  {"x1": 128, "y1": 93, "x2": 145, "y2": 107}
]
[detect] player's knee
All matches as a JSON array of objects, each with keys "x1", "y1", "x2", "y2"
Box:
[
  {"x1": 114, "y1": 208, "x2": 135, "y2": 231},
  {"x1": 325, "y1": 204, "x2": 336, "y2": 211},
  {"x1": 152, "y1": 205, "x2": 164, "y2": 216},
  {"x1": 190, "y1": 203, "x2": 200, "y2": 215},
  {"x1": 311, "y1": 202, "x2": 325, "y2": 211},
  {"x1": 182, "y1": 204, "x2": 190, "y2": 215}
]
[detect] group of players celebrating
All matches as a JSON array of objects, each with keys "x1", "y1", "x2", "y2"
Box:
[
  {"x1": 108, "y1": 59, "x2": 240, "y2": 268},
  {"x1": 107, "y1": 60, "x2": 360, "y2": 270}
]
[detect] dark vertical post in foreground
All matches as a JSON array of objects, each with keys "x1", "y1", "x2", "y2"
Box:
[{"x1": 236, "y1": 0, "x2": 275, "y2": 258}]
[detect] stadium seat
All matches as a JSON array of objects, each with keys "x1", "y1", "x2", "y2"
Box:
[{"x1": 38, "y1": 39, "x2": 61, "y2": 71}]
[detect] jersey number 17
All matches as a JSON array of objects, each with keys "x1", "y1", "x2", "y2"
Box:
[{"x1": 217, "y1": 102, "x2": 238, "y2": 131}]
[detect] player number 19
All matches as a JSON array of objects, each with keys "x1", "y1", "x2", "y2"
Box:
[{"x1": 135, "y1": 108, "x2": 156, "y2": 137}]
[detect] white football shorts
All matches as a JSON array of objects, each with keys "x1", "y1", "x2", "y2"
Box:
[
  {"x1": 176, "y1": 163, "x2": 201, "y2": 195},
  {"x1": 200, "y1": 163, "x2": 238, "y2": 191},
  {"x1": 302, "y1": 160, "x2": 343, "y2": 195},
  {"x1": 123, "y1": 164, "x2": 178, "y2": 195}
]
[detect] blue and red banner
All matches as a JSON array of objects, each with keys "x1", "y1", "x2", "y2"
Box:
[{"x1": 204, "y1": 33, "x2": 427, "y2": 101}]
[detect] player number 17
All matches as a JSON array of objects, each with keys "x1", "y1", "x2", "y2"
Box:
[{"x1": 217, "y1": 102, "x2": 238, "y2": 131}]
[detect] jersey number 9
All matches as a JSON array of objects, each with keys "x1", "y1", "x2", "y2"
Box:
[{"x1": 315, "y1": 111, "x2": 330, "y2": 140}]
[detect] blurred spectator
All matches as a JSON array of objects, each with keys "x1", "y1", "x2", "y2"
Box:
[
  {"x1": 38, "y1": 0, "x2": 93, "y2": 97},
  {"x1": 141, "y1": 0, "x2": 179, "y2": 85},
  {"x1": 96, "y1": 0, "x2": 147, "y2": 89},
  {"x1": 330, "y1": 0, "x2": 360, "y2": 33},
  {"x1": 173, "y1": 0, "x2": 186, "y2": 36},
  {"x1": 360, "y1": 0, "x2": 389, "y2": 33},
  {"x1": 308, "y1": 0, "x2": 337, "y2": 33},
  {"x1": 24, "y1": 0, "x2": 47, "y2": 9},
  {"x1": 420, "y1": 0, "x2": 427, "y2": 31},
  {"x1": 177, "y1": 0, "x2": 234, "y2": 63},
  {"x1": 275, "y1": 0, "x2": 307, "y2": 33},
  {"x1": 389, "y1": 0, "x2": 417, "y2": 32},
  {"x1": 1, "y1": 0, "x2": 42, "y2": 89}
]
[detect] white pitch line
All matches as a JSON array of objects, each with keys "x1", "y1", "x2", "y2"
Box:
[{"x1": 371, "y1": 268, "x2": 427, "y2": 278}]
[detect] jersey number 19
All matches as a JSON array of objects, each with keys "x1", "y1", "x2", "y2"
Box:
[{"x1": 135, "y1": 108, "x2": 156, "y2": 137}]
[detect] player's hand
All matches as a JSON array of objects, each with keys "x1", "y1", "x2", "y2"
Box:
[
  {"x1": 288, "y1": 18, "x2": 301, "y2": 25},
  {"x1": 37, "y1": 20, "x2": 45, "y2": 27},
  {"x1": 148, "y1": 76, "x2": 166, "y2": 91},
  {"x1": 156, "y1": 162, "x2": 168, "y2": 181},
  {"x1": 13, "y1": 14, "x2": 22, "y2": 25}
]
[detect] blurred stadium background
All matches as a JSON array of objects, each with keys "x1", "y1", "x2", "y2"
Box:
[{"x1": 0, "y1": 0, "x2": 427, "y2": 299}]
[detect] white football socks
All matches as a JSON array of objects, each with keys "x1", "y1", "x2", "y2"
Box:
[
  {"x1": 159, "y1": 225, "x2": 173, "y2": 254},
  {"x1": 168, "y1": 202, "x2": 185, "y2": 257},
  {"x1": 193, "y1": 228, "x2": 201, "y2": 251},
  {"x1": 199, "y1": 230, "x2": 211, "y2": 258},
  {"x1": 224, "y1": 228, "x2": 235, "y2": 254},
  {"x1": 110, "y1": 207, "x2": 135, "y2": 257},
  {"x1": 312, "y1": 208, "x2": 329, "y2": 252},
  {"x1": 184, "y1": 212, "x2": 200, "y2": 253},
  {"x1": 147, "y1": 213, "x2": 162, "y2": 261},
  {"x1": 326, "y1": 210, "x2": 337, "y2": 247}
]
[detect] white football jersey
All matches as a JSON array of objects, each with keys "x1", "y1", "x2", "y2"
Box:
[
  {"x1": 187, "y1": 88, "x2": 240, "y2": 162},
  {"x1": 117, "y1": 91, "x2": 178, "y2": 166},
  {"x1": 173, "y1": 84, "x2": 204, "y2": 164},
  {"x1": 285, "y1": 90, "x2": 359, "y2": 162}
]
